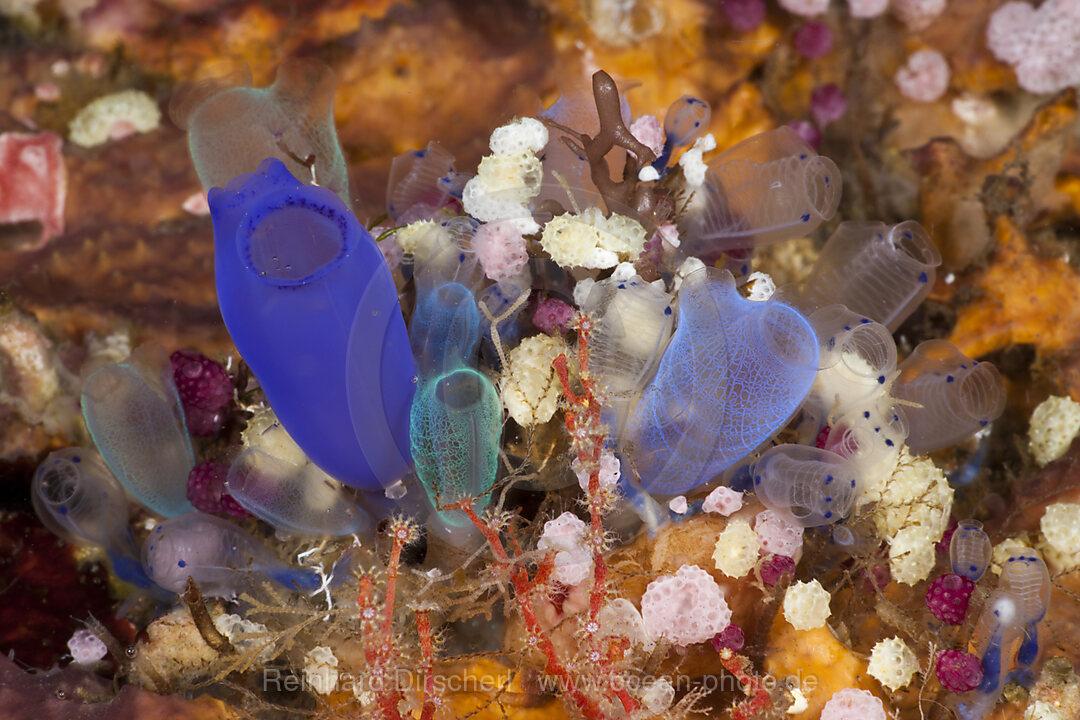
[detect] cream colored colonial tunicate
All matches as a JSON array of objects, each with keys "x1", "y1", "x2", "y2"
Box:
[
  {"x1": 872, "y1": 447, "x2": 954, "y2": 584},
  {"x1": 303, "y1": 646, "x2": 339, "y2": 696},
  {"x1": 888, "y1": 525, "x2": 937, "y2": 585},
  {"x1": 1029, "y1": 395, "x2": 1080, "y2": 466},
  {"x1": 69, "y1": 89, "x2": 161, "y2": 147},
  {"x1": 712, "y1": 519, "x2": 760, "y2": 579},
  {"x1": 867, "y1": 636, "x2": 919, "y2": 691},
  {"x1": 540, "y1": 207, "x2": 647, "y2": 269},
  {"x1": 499, "y1": 334, "x2": 569, "y2": 426},
  {"x1": 782, "y1": 579, "x2": 832, "y2": 631},
  {"x1": 462, "y1": 119, "x2": 547, "y2": 234},
  {"x1": 1040, "y1": 503, "x2": 1080, "y2": 572}
]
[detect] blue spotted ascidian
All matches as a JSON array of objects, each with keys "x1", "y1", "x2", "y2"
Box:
[
  {"x1": 32, "y1": 447, "x2": 156, "y2": 590},
  {"x1": 143, "y1": 512, "x2": 319, "y2": 597}
]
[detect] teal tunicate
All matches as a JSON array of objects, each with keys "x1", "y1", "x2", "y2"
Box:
[{"x1": 410, "y1": 368, "x2": 501, "y2": 526}]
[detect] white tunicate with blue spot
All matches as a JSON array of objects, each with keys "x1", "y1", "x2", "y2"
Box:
[
  {"x1": 890, "y1": 340, "x2": 1006, "y2": 454},
  {"x1": 226, "y1": 448, "x2": 373, "y2": 537},
  {"x1": 143, "y1": 512, "x2": 319, "y2": 597},
  {"x1": 801, "y1": 220, "x2": 941, "y2": 332},
  {"x1": 752, "y1": 444, "x2": 859, "y2": 527},
  {"x1": 583, "y1": 273, "x2": 674, "y2": 437},
  {"x1": 31, "y1": 447, "x2": 154, "y2": 589},
  {"x1": 950, "y1": 519, "x2": 991, "y2": 581},
  {"x1": 960, "y1": 552, "x2": 1050, "y2": 720},
  {"x1": 681, "y1": 127, "x2": 841, "y2": 256}
]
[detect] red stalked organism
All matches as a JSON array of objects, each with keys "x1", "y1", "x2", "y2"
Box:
[
  {"x1": 170, "y1": 349, "x2": 233, "y2": 436},
  {"x1": 925, "y1": 573, "x2": 975, "y2": 624},
  {"x1": 936, "y1": 649, "x2": 984, "y2": 693},
  {"x1": 187, "y1": 462, "x2": 250, "y2": 520}
]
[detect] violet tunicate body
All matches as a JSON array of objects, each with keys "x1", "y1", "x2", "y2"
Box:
[
  {"x1": 143, "y1": 512, "x2": 318, "y2": 596},
  {"x1": 950, "y1": 519, "x2": 992, "y2": 581},
  {"x1": 625, "y1": 268, "x2": 818, "y2": 494},
  {"x1": 210, "y1": 158, "x2": 416, "y2": 491},
  {"x1": 801, "y1": 220, "x2": 942, "y2": 331},
  {"x1": 681, "y1": 127, "x2": 841, "y2": 257},
  {"x1": 890, "y1": 340, "x2": 1006, "y2": 454},
  {"x1": 752, "y1": 444, "x2": 859, "y2": 527}
]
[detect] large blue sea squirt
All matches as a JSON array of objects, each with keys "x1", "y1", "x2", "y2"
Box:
[{"x1": 210, "y1": 158, "x2": 417, "y2": 491}]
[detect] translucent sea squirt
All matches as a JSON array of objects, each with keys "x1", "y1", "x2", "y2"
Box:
[
  {"x1": 81, "y1": 344, "x2": 195, "y2": 518},
  {"x1": 626, "y1": 268, "x2": 818, "y2": 494}
]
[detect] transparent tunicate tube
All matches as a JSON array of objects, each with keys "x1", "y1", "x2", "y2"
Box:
[
  {"x1": 801, "y1": 220, "x2": 942, "y2": 331},
  {"x1": 890, "y1": 340, "x2": 1005, "y2": 454},
  {"x1": 681, "y1": 127, "x2": 841, "y2": 255},
  {"x1": 752, "y1": 444, "x2": 859, "y2": 527}
]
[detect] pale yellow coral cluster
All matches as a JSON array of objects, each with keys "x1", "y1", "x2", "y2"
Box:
[
  {"x1": 1040, "y1": 503, "x2": 1080, "y2": 572},
  {"x1": 462, "y1": 118, "x2": 547, "y2": 233},
  {"x1": 69, "y1": 89, "x2": 161, "y2": 148},
  {"x1": 1029, "y1": 395, "x2": 1080, "y2": 466},
  {"x1": 872, "y1": 447, "x2": 954, "y2": 585},
  {"x1": 711, "y1": 518, "x2": 760, "y2": 578},
  {"x1": 499, "y1": 335, "x2": 570, "y2": 427},
  {"x1": 782, "y1": 579, "x2": 832, "y2": 631},
  {"x1": 540, "y1": 207, "x2": 647, "y2": 269},
  {"x1": 394, "y1": 220, "x2": 449, "y2": 256},
  {"x1": 867, "y1": 636, "x2": 919, "y2": 691}
]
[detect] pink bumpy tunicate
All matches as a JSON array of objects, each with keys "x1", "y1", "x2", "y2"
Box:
[
  {"x1": 472, "y1": 220, "x2": 529, "y2": 282},
  {"x1": 533, "y1": 297, "x2": 576, "y2": 335},
  {"x1": 755, "y1": 510, "x2": 804, "y2": 557},
  {"x1": 641, "y1": 565, "x2": 731, "y2": 646},
  {"x1": 895, "y1": 49, "x2": 950, "y2": 103},
  {"x1": 821, "y1": 688, "x2": 887, "y2": 720},
  {"x1": 702, "y1": 486, "x2": 743, "y2": 515}
]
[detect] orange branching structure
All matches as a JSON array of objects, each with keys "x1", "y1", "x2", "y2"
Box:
[
  {"x1": 355, "y1": 516, "x2": 423, "y2": 720},
  {"x1": 449, "y1": 312, "x2": 637, "y2": 720}
]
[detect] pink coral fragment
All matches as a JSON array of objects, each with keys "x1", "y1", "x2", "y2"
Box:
[
  {"x1": 471, "y1": 220, "x2": 529, "y2": 282},
  {"x1": 821, "y1": 688, "x2": 887, "y2": 720},
  {"x1": 0, "y1": 132, "x2": 66, "y2": 250},
  {"x1": 895, "y1": 49, "x2": 950, "y2": 102},
  {"x1": 702, "y1": 486, "x2": 743, "y2": 515},
  {"x1": 641, "y1": 565, "x2": 731, "y2": 646},
  {"x1": 533, "y1": 297, "x2": 575, "y2": 335},
  {"x1": 986, "y1": 0, "x2": 1080, "y2": 94},
  {"x1": 629, "y1": 115, "x2": 664, "y2": 158},
  {"x1": 754, "y1": 510, "x2": 804, "y2": 557}
]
